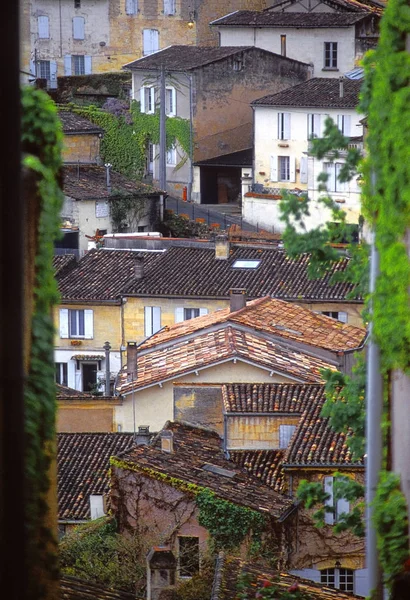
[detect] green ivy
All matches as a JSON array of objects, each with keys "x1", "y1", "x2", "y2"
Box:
[
  {"x1": 236, "y1": 571, "x2": 313, "y2": 600},
  {"x1": 196, "y1": 489, "x2": 266, "y2": 552}
]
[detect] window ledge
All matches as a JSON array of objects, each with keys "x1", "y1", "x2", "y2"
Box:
[{"x1": 322, "y1": 67, "x2": 339, "y2": 71}]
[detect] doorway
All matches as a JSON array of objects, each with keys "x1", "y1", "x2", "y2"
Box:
[{"x1": 82, "y1": 362, "x2": 98, "y2": 393}]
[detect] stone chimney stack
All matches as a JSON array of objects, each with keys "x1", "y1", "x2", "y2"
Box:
[
  {"x1": 146, "y1": 547, "x2": 176, "y2": 600},
  {"x1": 133, "y1": 256, "x2": 144, "y2": 279},
  {"x1": 135, "y1": 425, "x2": 151, "y2": 445},
  {"x1": 229, "y1": 288, "x2": 247, "y2": 312},
  {"x1": 160, "y1": 430, "x2": 174, "y2": 453},
  {"x1": 127, "y1": 341, "x2": 138, "y2": 381},
  {"x1": 215, "y1": 234, "x2": 230, "y2": 260},
  {"x1": 339, "y1": 76, "x2": 344, "y2": 98}
]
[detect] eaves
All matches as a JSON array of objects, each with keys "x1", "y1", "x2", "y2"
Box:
[{"x1": 60, "y1": 298, "x2": 122, "y2": 306}]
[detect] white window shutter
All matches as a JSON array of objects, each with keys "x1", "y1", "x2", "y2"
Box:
[
  {"x1": 277, "y1": 113, "x2": 281, "y2": 139},
  {"x1": 338, "y1": 311, "x2": 348, "y2": 323},
  {"x1": 270, "y1": 155, "x2": 278, "y2": 182},
  {"x1": 324, "y1": 476, "x2": 335, "y2": 524},
  {"x1": 90, "y1": 495, "x2": 105, "y2": 519},
  {"x1": 152, "y1": 306, "x2": 161, "y2": 333},
  {"x1": 140, "y1": 87, "x2": 146, "y2": 113},
  {"x1": 164, "y1": 0, "x2": 175, "y2": 16},
  {"x1": 321, "y1": 114, "x2": 329, "y2": 137},
  {"x1": 149, "y1": 87, "x2": 155, "y2": 113},
  {"x1": 73, "y1": 16, "x2": 85, "y2": 40},
  {"x1": 299, "y1": 156, "x2": 308, "y2": 184},
  {"x1": 143, "y1": 30, "x2": 150, "y2": 54},
  {"x1": 314, "y1": 114, "x2": 321, "y2": 137},
  {"x1": 144, "y1": 306, "x2": 152, "y2": 337},
  {"x1": 175, "y1": 307, "x2": 184, "y2": 323},
  {"x1": 199, "y1": 308, "x2": 208, "y2": 316},
  {"x1": 30, "y1": 59, "x2": 36, "y2": 77},
  {"x1": 283, "y1": 113, "x2": 291, "y2": 140},
  {"x1": 75, "y1": 370, "x2": 82, "y2": 391},
  {"x1": 126, "y1": 0, "x2": 137, "y2": 15},
  {"x1": 60, "y1": 308, "x2": 69, "y2": 338},
  {"x1": 336, "y1": 495, "x2": 350, "y2": 520},
  {"x1": 38, "y1": 16, "x2": 49, "y2": 39},
  {"x1": 279, "y1": 425, "x2": 296, "y2": 448},
  {"x1": 84, "y1": 309, "x2": 93, "y2": 339},
  {"x1": 343, "y1": 115, "x2": 351, "y2": 137},
  {"x1": 151, "y1": 29, "x2": 159, "y2": 53},
  {"x1": 289, "y1": 155, "x2": 296, "y2": 182},
  {"x1": 49, "y1": 61, "x2": 58, "y2": 88},
  {"x1": 64, "y1": 55, "x2": 72, "y2": 76},
  {"x1": 84, "y1": 56, "x2": 92, "y2": 75}
]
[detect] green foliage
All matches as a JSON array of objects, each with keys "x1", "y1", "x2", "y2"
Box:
[
  {"x1": 359, "y1": 0, "x2": 410, "y2": 373},
  {"x1": 372, "y1": 472, "x2": 410, "y2": 586},
  {"x1": 22, "y1": 86, "x2": 64, "y2": 597},
  {"x1": 196, "y1": 489, "x2": 266, "y2": 552},
  {"x1": 59, "y1": 518, "x2": 146, "y2": 593},
  {"x1": 159, "y1": 210, "x2": 212, "y2": 238},
  {"x1": 173, "y1": 559, "x2": 215, "y2": 600},
  {"x1": 66, "y1": 100, "x2": 190, "y2": 181},
  {"x1": 236, "y1": 571, "x2": 313, "y2": 600}
]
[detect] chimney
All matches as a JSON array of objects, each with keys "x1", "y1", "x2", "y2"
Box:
[
  {"x1": 339, "y1": 76, "x2": 344, "y2": 98},
  {"x1": 229, "y1": 288, "x2": 247, "y2": 312},
  {"x1": 146, "y1": 547, "x2": 176, "y2": 600},
  {"x1": 127, "y1": 341, "x2": 138, "y2": 381},
  {"x1": 135, "y1": 425, "x2": 151, "y2": 445},
  {"x1": 133, "y1": 256, "x2": 144, "y2": 279},
  {"x1": 161, "y1": 430, "x2": 174, "y2": 453},
  {"x1": 215, "y1": 234, "x2": 230, "y2": 260},
  {"x1": 105, "y1": 162, "x2": 112, "y2": 193}
]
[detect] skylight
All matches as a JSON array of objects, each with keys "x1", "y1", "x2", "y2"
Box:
[
  {"x1": 201, "y1": 463, "x2": 236, "y2": 478},
  {"x1": 232, "y1": 259, "x2": 261, "y2": 269}
]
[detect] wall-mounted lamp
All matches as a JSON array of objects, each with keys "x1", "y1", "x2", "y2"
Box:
[
  {"x1": 187, "y1": 11, "x2": 196, "y2": 28},
  {"x1": 335, "y1": 560, "x2": 342, "y2": 569}
]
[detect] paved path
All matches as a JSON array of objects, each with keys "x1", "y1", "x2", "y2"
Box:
[{"x1": 164, "y1": 196, "x2": 260, "y2": 232}]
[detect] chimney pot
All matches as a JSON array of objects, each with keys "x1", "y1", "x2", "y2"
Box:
[
  {"x1": 126, "y1": 341, "x2": 137, "y2": 381},
  {"x1": 135, "y1": 425, "x2": 150, "y2": 445},
  {"x1": 229, "y1": 288, "x2": 247, "y2": 312},
  {"x1": 161, "y1": 430, "x2": 174, "y2": 453},
  {"x1": 133, "y1": 256, "x2": 144, "y2": 279},
  {"x1": 339, "y1": 76, "x2": 344, "y2": 98},
  {"x1": 215, "y1": 234, "x2": 230, "y2": 260}
]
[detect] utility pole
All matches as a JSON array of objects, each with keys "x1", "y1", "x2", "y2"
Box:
[
  {"x1": 159, "y1": 64, "x2": 166, "y2": 221},
  {"x1": 104, "y1": 341, "x2": 111, "y2": 395}
]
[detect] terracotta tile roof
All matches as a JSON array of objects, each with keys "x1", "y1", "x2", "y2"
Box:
[
  {"x1": 222, "y1": 383, "x2": 325, "y2": 413},
  {"x1": 213, "y1": 554, "x2": 363, "y2": 600},
  {"x1": 211, "y1": 10, "x2": 370, "y2": 27},
  {"x1": 56, "y1": 383, "x2": 93, "y2": 399},
  {"x1": 230, "y1": 450, "x2": 285, "y2": 492},
  {"x1": 122, "y1": 245, "x2": 359, "y2": 301},
  {"x1": 56, "y1": 245, "x2": 360, "y2": 303},
  {"x1": 252, "y1": 77, "x2": 363, "y2": 108},
  {"x1": 117, "y1": 326, "x2": 337, "y2": 395},
  {"x1": 53, "y1": 254, "x2": 77, "y2": 277},
  {"x1": 58, "y1": 110, "x2": 104, "y2": 135},
  {"x1": 63, "y1": 165, "x2": 161, "y2": 200},
  {"x1": 60, "y1": 575, "x2": 137, "y2": 600},
  {"x1": 112, "y1": 421, "x2": 294, "y2": 518},
  {"x1": 140, "y1": 297, "x2": 366, "y2": 353},
  {"x1": 267, "y1": 0, "x2": 385, "y2": 13},
  {"x1": 57, "y1": 433, "x2": 134, "y2": 521}
]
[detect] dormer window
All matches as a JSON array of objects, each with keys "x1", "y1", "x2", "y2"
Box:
[{"x1": 233, "y1": 57, "x2": 243, "y2": 71}]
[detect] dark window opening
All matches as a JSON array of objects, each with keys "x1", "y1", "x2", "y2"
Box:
[
  {"x1": 55, "y1": 362, "x2": 68, "y2": 386},
  {"x1": 178, "y1": 536, "x2": 199, "y2": 578}
]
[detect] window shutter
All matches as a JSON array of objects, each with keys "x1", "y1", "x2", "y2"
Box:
[
  {"x1": 175, "y1": 307, "x2": 184, "y2": 323},
  {"x1": 283, "y1": 113, "x2": 291, "y2": 140},
  {"x1": 143, "y1": 29, "x2": 150, "y2": 54},
  {"x1": 38, "y1": 16, "x2": 49, "y2": 39},
  {"x1": 279, "y1": 425, "x2": 296, "y2": 448},
  {"x1": 152, "y1": 306, "x2": 161, "y2": 334},
  {"x1": 30, "y1": 58, "x2": 36, "y2": 77},
  {"x1": 149, "y1": 87, "x2": 155, "y2": 113},
  {"x1": 314, "y1": 114, "x2": 321, "y2": 138},
  {"x1": 336, "y1": 495, "x2": 350, "y2": 520},
  {"x1": 144, "y1": 306, "x2": 152, "y2": 337},
  {"x1": 50, "y1": 61, "x2": 58, "y2": 88},
  {"x1": 324, "y1": 162, "x2": 335, "y2": 192},
  {"x1": 277, "y1": 113, "x2": 281, "y2": 139},
  {"x1": 199, "y1": 308, "x2": 208, "y2": 316},
  {"x1": 140, "y1": 87, "x2": 146, "y2": 113},
  {"x1": 270, "y1": 155, "x2": 278, "y2": 182},
  {"x1": 151, "y1": 29, "x2": 159, "y2": 53},
  {"x1": 289, "y1": 155, "x2": 296, "y2": 182},
  {"x1": 324, "y1": 476, "x2": 335, "y2": 524},
  {"x1": 164, "y1": 0, "x2": 175, "y2": 15},
  {"x1": 343, "y1": 115, "x2": 351, "y2": 137},
  {"x1": 64, "y1": 55, "x2": 72, "y2": 76},
  {"x1": 75, "y1": 369, "x2": 82, "y2": 391},
  {"x1": 84, "y1": 309, "x2": 94, "y2": 339},
  {"x1": 338, "y1": 311, "x2": 348, "y2": 323},
  {"x1": 60, "y1": 308, "x2": 69, "y2": 338},
  {"x1": 125, "y1": 0, "x2": 137, "y2": 15},
  {"x1": 84, "y1": 56, "x2": 92, "y2": 75},
  {"x1": 90, "y1": 495, "x2": 105, "y2": 520},
  {"x1": 321, "y1": 114, "x2": 329, "y2": 137},
  {"x1": 299, "y1": 156, "x2": 308, "y2": 184},
  {"x1": 73, "y1": 16, "x2": 85, "y2": 40}
]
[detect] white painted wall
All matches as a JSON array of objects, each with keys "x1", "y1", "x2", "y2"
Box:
[
  {"x1": 54, "y1": 349, "x2": 121, "y2": 392},
  {"x1": 218, "y1": 26, "x2": 357, "y2": 77}
]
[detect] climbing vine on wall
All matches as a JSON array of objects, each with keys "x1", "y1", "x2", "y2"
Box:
[{"x1": 64, "y1": 99, "x2": 190, "y2": 181}]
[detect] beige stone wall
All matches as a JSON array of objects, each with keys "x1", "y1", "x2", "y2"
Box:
[
  {"x1": 54, "y1": 303, "x2": 122, "y2": 351},
  {"x1": 62, "y1": 133, "x2": 101, "y2": 163},
  {"x1": 227, "y1": 415, "x2": 300, "y2": 450},
  {"x1": 294, "y1": 301, "x2": 364, "y2": 329},
  {"x1": 57, "y1": 401, "x2": 118, "y2": 432}
]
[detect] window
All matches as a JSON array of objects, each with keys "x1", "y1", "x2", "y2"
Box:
[
  {"x1": 38, "y1": 15, "x2": 49, "y2": 39},
  {"x1": 164, "y1": 0, "x2": 176, "y2": 15},
  {"x1": 55, "y1": 363, "x2": 68, "y2": 386},
  {"x1": 280, "y1": 34, "x2": 286, "y2": 57},
  {"x1": 59, "y1": 308, "x2": 93, "y2": 339},
  {"x1": 321, "y1": 568, "x2": 354, "y2": 593},
  {"x1": 64, "y1": 55, "x2": 91, "y2": 75},
  {"x1": 166, "y1": 144, "x2": 177, "y2": 166},
  {"x1": 140, "y1": 86, "x2": 155, "y2": 114},
  {"x1": 279, "y1": 424, "x2": 296, "y2": 448},
  {"x1": 143, "y1": 29, "x2": 159, "y2": 55},
  {"x1": 323, "y1": 162, "x2": 348, "y2": 193},
  {"x1": 90, "y1": 495, "x2": 105, "y2": 520},
  {"x1": 145, "y1": 141, "x2": 154, "y2": 175},
  {"x1": 324, "y1": 42, "x2": 338, "y2": 69},
  {"x1": 74, "y1": 0, "x2": 81, "y2": 7},
  {"x1": 37, "y1": 60, "x2": 50, "y2": 81},
  {"x1": 337, "y1": 114, "x2": 351, "y2": 137},
  {"x1": 321, "y1": 311, "x2": 348, "y2": 323},
  {"x1": 307, "y1": 113, "x2": 321, "y2": 139},
  {"x1": 125, "y1": 0, "x2": 138, "y2": 14},
  {"x1": 233, "y1": 57, "x2": 243, "y2": 71},
  {"x1": 73, "y1": 16, "x2": 85, "y2": 40},
  {"x1": 73, "y1": 55, "x2": 85, "y2": 75},
  {"x1": 178, "y1": 537, "x2": 199, "y2": 578},
  {"x1": 232, "y1": 259, "x2": 261, "y2": 269},
  {"x1": 323, "y1": 476, "x2": 350, "y2": 525},
  {"x1": 277, "y1": 112, "x2": 290, "y2": 140},
  {"x1": 175, "y1": 307, "x2": 208, "y2": 323},
  {"x1": 144, "y1": 306, "x2": 161, "y2": 337},
  {"x1": 166, "y1": 87, "x2": 176, "y2": 116},
  {"x1": 270, "y1": 155, "x2": 296, "y2": 183}
]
